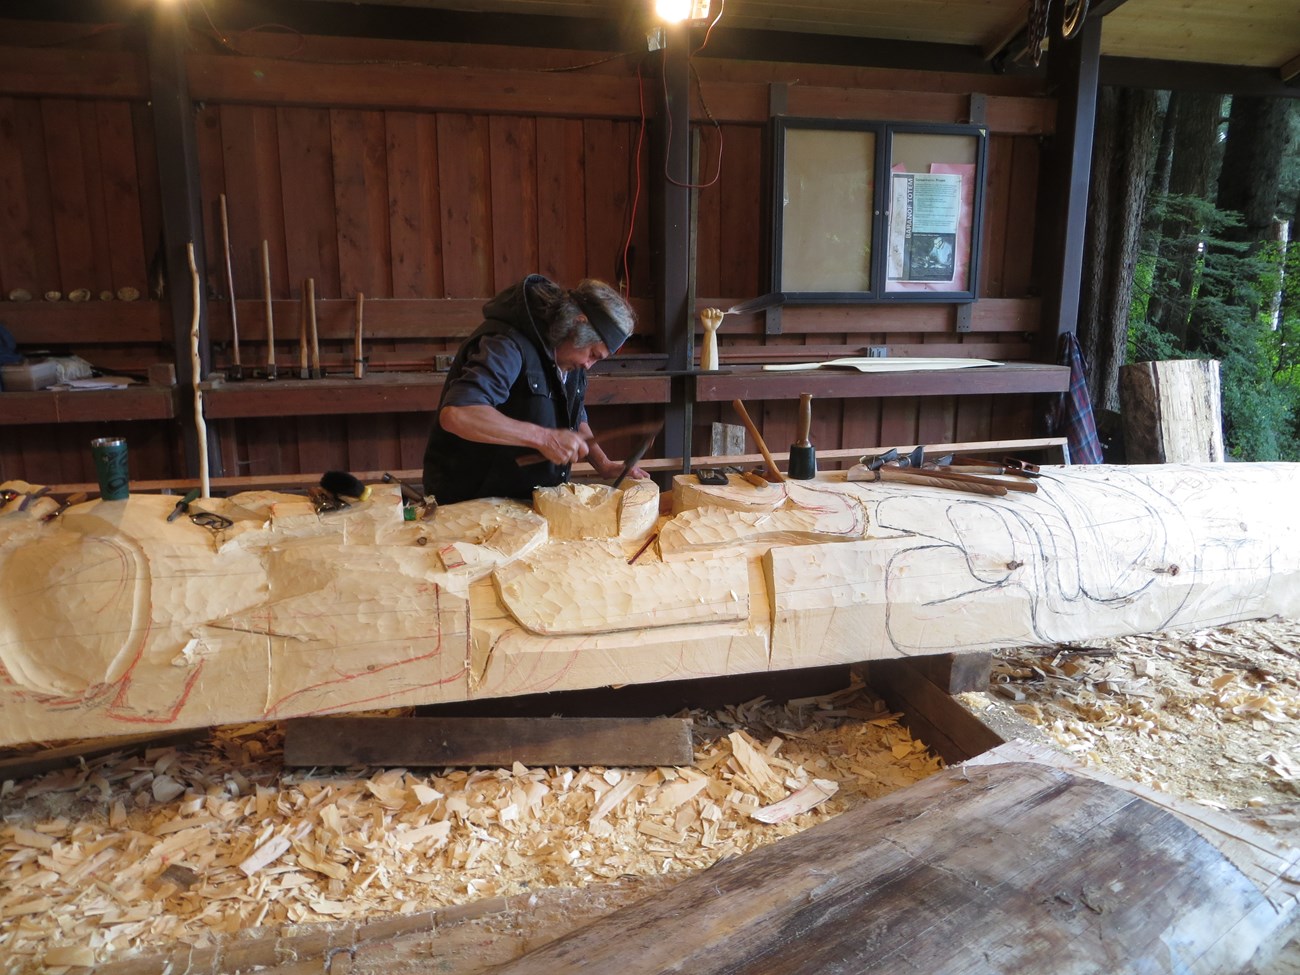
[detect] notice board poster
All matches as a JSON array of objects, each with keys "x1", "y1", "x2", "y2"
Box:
[{"x1": 887, "y1": 172, "x2": 962, "y2": 283}]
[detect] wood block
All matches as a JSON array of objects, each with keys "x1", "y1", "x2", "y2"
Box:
[
  {"x1": 488, "y1": 745, "x2": 1300, "y2": 974},
  {"x1": 147, "y1": 362, "x2": 177, "y2": 386},
  {"x1": 904, "y1": 651, "x2": 993, "y2": 694},
  {"x1": 282, "y1": 716, "x2": 694, "y2": 768}
]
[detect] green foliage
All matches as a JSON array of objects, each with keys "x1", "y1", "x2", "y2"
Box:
[{"x1": 1132, "y1": 193, "x2": 1300, "y2": 460}]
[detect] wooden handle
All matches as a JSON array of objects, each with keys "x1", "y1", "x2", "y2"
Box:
[
  {"x1": 298, "y1": 279, "x2": 310, "y2": 372},
  {"x1": 906, "y1": 465, "x2": 1037, "y2": 494},
  {"x1": 878, "y1": 467, "x2": 1007, "y2": 496},
  {"x1": 796, "y1": 392, "x2": 812, "y2": 447},
  {"x1": 219, "y1": 193, "x2": 240, "y2": 365},
  {"x1": 261, "y1": 240, "x2": 274, "y2": 366},
  {"x1": 307, "y1": 277, "x2": 320, "y2": 375},
  {"x1": 354, "y1": 292, "x2": 365, "y2": 379},
  {"x1": 732, "y1": 398, "x2": 785, "y2": 483}
]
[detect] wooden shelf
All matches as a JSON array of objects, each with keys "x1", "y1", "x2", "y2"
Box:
[
  {"x1": 0, "y1": 386, "x2": 176, "y2": 426},
  {"x1": 200, "y1": 370, "x2": 672, "y2": 419},
  {"x1": 693, "y1": 362, "x2": 1070, "y2": 401}
]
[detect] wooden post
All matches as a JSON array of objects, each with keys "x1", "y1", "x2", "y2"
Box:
[{"x1": 1119, "y1": 359, "x2": 1224, "y2": 463}]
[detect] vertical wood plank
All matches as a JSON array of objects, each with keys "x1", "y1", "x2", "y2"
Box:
[
  {"x1": 130, "y1": 100, "x2": 162, "y2": 301},
  {"x1": 279, "y1": 107, "x2": 340, "y2": 298},
  {"x1": 693, "y1": 124, "x2": 722, "y2": 298},
  {"x1": 717, "y1": 124, "x2": 762, "y2": 301},
  {"x1": 879, "y1": 398, "x2": 919, "y2": 448},
  {"x1": 488, "y1": 115, "x2": 539, "y2": 290},
  {"x1": 437, "y1": 113, "x2": 493, "y2": 297},
  {"x1": 916, "y1": 394, "x2": 957, "y2": 446},
  {"x1": 42, "y1": 98, "x2": 96, "y2": 293},
  {"x1": 1003, "y1": 135, "x2": 1040, "y2": 299},
  {"x1": 221, "y1": 104, "x2": 288, "y2": 299},
  {"x1": 536, "y1": 117, "x2": 587, "y2": 286},
  {"x1": 954, "y1": 394, "x2": 994, "y2": 443},
  {"x1": 75, "y1": 101, "x2": 114, "y2": 297},
  {"x1": 583, "y1": 118, "x2": 632, "y2": 288},
  {"x1": 95, "y1": 100, "x2": 149, "y2": 297},
  {"x1": 841, "y1": 398, "x2": 881, "y2": 453},
  {"x1": 386, "y1": 110, "x2": 443, "y2": 298},
  {"x1": 0, "y1": 97, "x2": 41, "y2": 294},
  {"x1": 331, "y1": 108, "x2": 391, "y2": 299},
  {"x1": 195, "y1": 103, "x2": 226, "y2": 299},
  {"x1": 980, "y1": 134, "x2": 1012, "y2": 299}
]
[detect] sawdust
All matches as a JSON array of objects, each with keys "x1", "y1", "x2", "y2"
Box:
[
  {"x1": 980, "y1": 616, "x2": 1300, "y2": 812},
  {"x1": 0, "y1": 678, "x2": 941, "y2": 972}
]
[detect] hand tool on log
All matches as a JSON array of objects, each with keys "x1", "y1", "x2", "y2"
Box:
[
  {"x1": 626, "y1": 532, "x2": 659, "y2": 565},
  {"x1": 611, "y1": 424, "x2": 662, "y2": 490},
  {"x1": 17, "y1": 486, "x2": 50, "y2": 511},
  {"x1": 899, "y1": 463, "x2": 1038, "y2": 494},
  {"x1": 514, "y1": 420, "x2": 664, "y2": 467},
  {"x1": 42, "y1": 492, "x2": 86, "y2": 523},
  {"x1": 320, "y1": 470, "x2": 372, "y2": 502},
  {"x1": 166, "y1": 487, "x2": 201, "y2": 522},
  {"x1": 218, "y1": 193, "x2": 243, "y2": 380},
  {"x1": 847, "y1": 463, "x2": 1008, "y2": 497},
  {"x1": 261, "y1": 240, "x2": 277, "y2": 381},
  {"x1": 740, "y1": 470, "x2": 772, "y2": 489},
  {"x1": 732, "y1": 399, "x2": 785, "y2": 483},
  {"x1": 788, "y1": 392, "x2": 817, "y2": 480}
]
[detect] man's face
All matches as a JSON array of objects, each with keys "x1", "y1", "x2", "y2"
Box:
[{"x1": 554, "y1": 338, "x2": 610, "y2": 371}]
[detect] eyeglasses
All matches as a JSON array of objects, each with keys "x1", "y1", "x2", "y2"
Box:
[{"x1": 190, "y1": 510, "x2": 234, "y2": 532}]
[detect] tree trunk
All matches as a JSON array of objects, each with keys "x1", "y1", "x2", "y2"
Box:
[
  {"x1": 1187, "y1": 95, "x2": 1291, "y2": 350},
  {"x1": 1079, "y1": 87, "x2": 1160, "y2": 412},
  {"x1": 1146, "y1": 92, "x2": 1223, "y2": 346}
]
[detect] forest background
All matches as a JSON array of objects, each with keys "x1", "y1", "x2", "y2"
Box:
[{"x1": 1079, "y1": 92, "x2": 1300, "y2": 461}]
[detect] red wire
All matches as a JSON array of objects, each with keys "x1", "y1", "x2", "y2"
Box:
[{"x1": 620, "y1": 61, "x2": 648, "y2": 299}]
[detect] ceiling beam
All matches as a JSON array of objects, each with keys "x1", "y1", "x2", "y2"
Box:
[
  {"x1": 1102, "y1": 56, "x2": 1300, "y2": 98},
  {"x1": 985, "y1": 0, "x2": 1132, "y2": 69},
  {"x1": 1282, "y1": 52, "x2": 1300, "y2": 83}
]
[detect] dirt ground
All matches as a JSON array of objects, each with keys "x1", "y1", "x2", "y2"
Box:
[{"x1": 1, "y1": 616, "x2": 1298, "y2": 972}]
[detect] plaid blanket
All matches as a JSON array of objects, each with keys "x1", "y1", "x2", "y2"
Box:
[{"x1": 1054, "y1": 332, "x2": 1104, "y2": 464}]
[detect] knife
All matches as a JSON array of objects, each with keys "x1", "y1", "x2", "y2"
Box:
[{"x1": 167, "y1": 487, "x2": 201, "y2": 522}]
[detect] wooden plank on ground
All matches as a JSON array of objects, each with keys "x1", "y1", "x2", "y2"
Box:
[
  {"x1": 283, "y1": 716, "x2": 694, "y2": 768},
  {"x1": 0, "y1": 729, "x2": 206, "y2": 782},
  {"x1": 488, "y1": 750, "x2": 1299, "y2": 975},
  {"x1": 867, "y1": 658, "x2": 1004, "y2": 764}
]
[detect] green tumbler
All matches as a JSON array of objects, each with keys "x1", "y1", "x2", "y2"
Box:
[{"x1": 90, "y1": 437, "x2": 130, "y2": 500}]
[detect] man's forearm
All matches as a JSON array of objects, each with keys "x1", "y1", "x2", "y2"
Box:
[{"x1": 441, "y1": 404, "x2": 587, "y2": 465}]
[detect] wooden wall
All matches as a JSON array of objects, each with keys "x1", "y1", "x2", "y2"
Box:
[{"x1": 0, "y1": 17, "x2": 1054, "y2": 486}]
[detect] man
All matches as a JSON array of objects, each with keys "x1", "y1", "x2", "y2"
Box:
[{"x1": 422, "y1": 274, "x2": 648, "y2": 505}]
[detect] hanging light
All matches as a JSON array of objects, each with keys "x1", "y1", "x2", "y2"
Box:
[{"x1": 654, "y1": 0, "x2": 711, "y2": 23}]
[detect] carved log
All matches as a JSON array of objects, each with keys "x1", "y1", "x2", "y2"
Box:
[{"x1": 1, "y1": 464, "x2": 1299, "y2": 746}]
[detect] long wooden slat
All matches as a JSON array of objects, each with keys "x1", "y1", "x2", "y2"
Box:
[
  {"x1": 283, "y1": 716, "x2": 694, "y2": 768},
  {"x1": 187, "y1": 55, "x2": 644, "y2": 120},
  {"x1": 488, "y1": 754, "x2": 1296, "y2": 975},
  {"x1": 692, "y1": 298, "x2": 1042, "y2": 337},
  {"x1": 0, "y1": 387, "x2": 176, "y2": 425},
  {"x1": 0, "y1": 46, "x2": 149, "y2": 100},
  {"x1": 696, "y1": 363, "x2": 1069, "y2": 400},
  {"x1": 0, "y1": 299, "x2": 165, "y2": 344},
  {"x1": 220, "y1": 104, "x2": 289, "y2": 300},
  {"x1": 199, "y1": 372, "x2": 670, "y2": 418}
]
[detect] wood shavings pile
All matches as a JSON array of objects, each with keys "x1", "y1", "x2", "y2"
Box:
[
  {"x1": 980, "y1": 617, "x2": 1300, "y2": 811},
  {"x1": 0, "y1": 678, "x2": 941, "y2": 972}
]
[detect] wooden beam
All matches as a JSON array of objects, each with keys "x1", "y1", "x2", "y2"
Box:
[
  {"x1": 1037, "y1": 11, "x2": 1101, "y2": 359},
  {"x1": 0, "y1": 301, "x2": 165, "y2": 345},
  {"x1": 487, "y1": 747, "x2": 1300, "y2": 973},
  {"x1": 868, "y1": 658, "x2": 1004, "y2": 764},
  {"x1": 0, "y1": 387, "x2": 176, "y2": 425},
  {"x1": 283, "y1": 716, "x2": 694, "y2": 768},
  {"x1": 146, "y1": 3, "x2": 219, "y2": 478},
  {"x1": 0, "y1": 45, "x2": 148, "y2": 99}
]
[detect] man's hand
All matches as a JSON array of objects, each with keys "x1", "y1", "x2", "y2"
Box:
[
  {"x1": 589, "y1": 456, "x2": 647, "y2": 481},
  {"x1": 538, "y1": 428, "x2": 590, "y2": 466}
]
